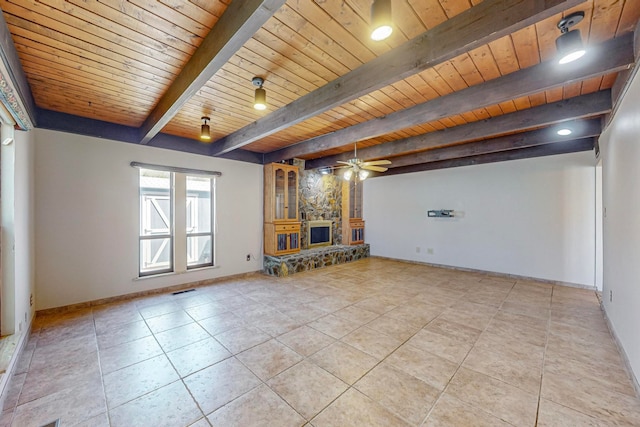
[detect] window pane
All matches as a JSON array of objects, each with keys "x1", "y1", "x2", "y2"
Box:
[
  {"x1": 186, "y1": 176, "x2": 211, "y2": 233},
  {"x1": 187, "y1": 235, "x2": 213, "y2": 268},
  {"x1": 140, "y1": 237, "x2": 172, "y2": 274},
  {"x1": 140, "y1": 169, "x2": 171, "y2": 236}
]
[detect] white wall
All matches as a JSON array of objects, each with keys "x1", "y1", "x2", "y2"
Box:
[
  {"x1": 1, "y1": 127, "x2": 35, "y2": 335},
  {"x1": 364, "y1": 151, "x2": 596, "y2": 286},
  {"x1": 34, "y1": 129, "x2": 263, "y2": 310},
  {"x1": 599, "y1": 68, "x2": 640, "y2": 385}
]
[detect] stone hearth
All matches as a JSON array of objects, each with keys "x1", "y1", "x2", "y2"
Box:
[{"x1": 263, "y1": 244, "x2": 369, "y2": 276}]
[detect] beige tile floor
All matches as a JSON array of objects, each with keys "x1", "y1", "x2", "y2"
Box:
[{"x1": 2, "y1": 258, "x2": 640, "y2": 426}]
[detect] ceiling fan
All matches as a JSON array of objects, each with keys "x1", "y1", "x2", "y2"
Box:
[{"x1": 336, "y1": 143, "x2": 391, "y2": 180}]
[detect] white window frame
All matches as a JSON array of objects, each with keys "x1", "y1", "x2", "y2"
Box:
[{"x1": 135, "y1": 163, "x2": 220, "y2": 278}]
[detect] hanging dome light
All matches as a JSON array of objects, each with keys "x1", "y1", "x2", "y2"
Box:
[
  {"x1": 343, "y1": 169, "x2": 353, "y2": 180},
  {"x1": 358, "y1": 170, "x2": 370, "y2": 180},
  {"x1": 370, "y1": 0, "x2": 393, "y2": 41}
]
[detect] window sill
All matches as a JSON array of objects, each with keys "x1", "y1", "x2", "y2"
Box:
[{"x1": 133, "y1": 265, "x2": 219, "y2": 281}]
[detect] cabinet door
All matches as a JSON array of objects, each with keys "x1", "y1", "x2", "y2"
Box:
[
  {"x1": 287, "y1": 170, "x2": 298, "y2": 220},
  {"x1": 274, "y1": 167, "x2": 286, "y2": 220}
]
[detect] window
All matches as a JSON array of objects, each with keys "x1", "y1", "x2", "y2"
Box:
[
  {"x1": 186, "y1": 176, "x2": 214, "y2": 269},
  {"x1": 138, "y1": 167, "x2": 216, "y2": 277},
  {"x1": 139, "y1": 169, "x2": 173, "y2": 276}
]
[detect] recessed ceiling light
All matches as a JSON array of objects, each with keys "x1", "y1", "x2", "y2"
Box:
[{"x1": 557, "y1": 128, "x2": 572, "y2": 136}]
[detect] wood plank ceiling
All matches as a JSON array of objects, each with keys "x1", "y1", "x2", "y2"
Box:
[{"x1": 0, "y1": 0, "x2": 638, "y2": 174}]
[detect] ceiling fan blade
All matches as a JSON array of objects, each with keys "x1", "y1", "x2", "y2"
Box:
[
  {"x1": 336, "y1": 161, "x2": 351, "y2": 165},
  {"x1": 361, "y1": 159, "x2": 391, "y2": 166},
  {"x1": 362, "y1": 165, "x2": 388, "y2": 172}
]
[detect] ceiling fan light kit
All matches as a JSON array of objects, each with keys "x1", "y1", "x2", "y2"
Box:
[
  {"x1": 556, "y1": 12, "x2": 586, "y2": 65},
  {"x1": 337, "y1": 142, "x2": 392, "y2": 180}
]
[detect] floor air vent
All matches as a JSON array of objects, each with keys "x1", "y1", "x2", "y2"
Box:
[
  {"x1": 172, "y1": 288, "x2": 196, "y2": 295},
  {"x1": 40, "y1": 420, "x2": 60, "y2": 427}
]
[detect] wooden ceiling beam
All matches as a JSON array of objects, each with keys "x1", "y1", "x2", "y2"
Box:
[
  {"x1": 378, "y1": 138, "x2": 595, "y2": 177},
  {"x1": 210, "y1": 0, "x2": 586, "y2": 156},
  {"x1": 383, "y1": 118, "x2": 601, "y2": 169},
  {"x1": 305, "y1": 90, "x2": 611, "y2": 169},
  {"x1": 138, "y1": 0, "x2": 286, "y2": 145},
  {"x1": 267, "y1": 34, "x2": 633, "y2": 163}
]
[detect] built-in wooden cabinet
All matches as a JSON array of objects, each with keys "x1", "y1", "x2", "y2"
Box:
[
  {"x1": 264, "y1": 163, "x2": 300, "y2": 256},
  {"x1": 342, "y1": 180, "x2": 365, "y2": 245}
]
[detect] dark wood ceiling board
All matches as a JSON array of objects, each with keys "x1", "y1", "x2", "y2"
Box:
[
  {"x1": 291, "y1": 0, "x2": 377, "y2": 64},
  {"x1": 498, "y1": 101, "x2": 518, "y2": 115},
  {"x1": 138, "y1": 0, "x2": 287, "y2": 143},
  {"x1": 513, "y1": 95, "x2": 533, "y2": 110},
  {"x1": 266, "y1": 34, "x2": 633, "y2": 162},
  {"x1": 581, "y1": 75, "x2": 605, "y2": 93},
  {"x1": 93, "y1": 0, "x2": 207, "y2": 47},
  {"x1": 488, "y1": 35, "x2": 520, "y2": 75},
  {"x1": 590, "y1": 0, "x2": 624, "y2": 42},
  {"x1": 31, "y1": 95, "x2": 146, "y2": 127},
  {"x1": 132, "y1": 0, "x2": 222, "y2": 30},
  {"x1": 408, "y1": 0, "x2": 449, "y2": 30},
  {"x1": 379, "y1": 0, "x2": 429, "y2": 40},
  {"x1": 38, "y1": 0, "x2": 191, "y2": 61},
  {"x1": 26, "y1": 73, "x2": 154, "y2": 111},
  {"x1": 384, "y1": 119, "x2": 602, "y2": 168},
  {"x1": 233, "y1": 45, "x2": 320, "y2": 95},
  {"x1": 511, "y1": 25, "x2": 540, "y2": 68},
  {"x1": 434, "y1": 60, "x2": 471, "y2": 92},
  {"x1": 449, "y1": 53, "x2": 485, "y2": 87},
  {"x1": 213, "y1": 0, "x2": 587, "y2": 156},
  {"x1": 316, "y1": 0, "x2": 393, "y2": 56},
  {"x1": 380, "y1": 138, "x2": 594, "y2": 176},
  {"x1": 64, "y1": 0, "x2": 200, "y2": 52},
  {"x1": 259, "y1": 14, "x2": 351, "y2": 77},
  {"x1": 468, "y1": 45, "x2": 502, "y2": 81},
  {"x1": 219, "y1": 53, "x2": 311, "y2": 104},
  {"x1": 546, "y1": 87, "x2": 565, "y2": 103},
  {"x1": 18, "y1": 54, "x2": 164, "y2": 107},
  {"x1": 0, "y1": 0, "x2": 183, "y2": 71},
  {"x1": 10, "y1": 33, "x2": 170, "y2": 94},
  {"x1": 273, "y1": 4, "x2": 363, "y2": 72},
  {"x1": 617, "y1": 0, "x2": 640, "y2": 35},
  {"x1": 251, "y1": 28, "x2": 340, "y2": 84},
  {"x1": 21, "y1": 63, "x2": 160, "y2": 105},
  {"x1": 563, "y1": 81, "x2": 584, "y2": 98},
  {"x1": 4, "y1": 14, "x2": 177, "y2": 83},
  {"x1": 305, "y1": 90, "x2": 612, "y2": 169}
]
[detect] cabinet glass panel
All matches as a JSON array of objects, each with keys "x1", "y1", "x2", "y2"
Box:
[
  {"x1": 277, "y1": 233, "x2": 287, "y2": 251},
  {"x1": 287, "y1": 170, "x2": 297, "y2": 220},
  {"x1": 290, "y1": 233, "x2": 299, "y2": 249},
  {"x1": 349, "y1": 181, "x2": 362, "y2": 218},
  {"x1": 275, "y1": 168, "x2": 285, "y2": 219}
]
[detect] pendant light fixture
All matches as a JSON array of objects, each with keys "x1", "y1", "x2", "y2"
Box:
[
  {"x1": 370, "y1": 0, "x2": 393, "y2": 41},
  {"x1": 556, "y1": 12, "x2": 586, "y2": 65},
  {"x1": 200, "y1": 116, "x2": 211, "y2": 141},
  {"x1": 252, "y1": 77, "x2": 267, "y2": 110}
]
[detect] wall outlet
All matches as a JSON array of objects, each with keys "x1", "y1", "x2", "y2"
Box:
[
  {"x1": 30, "y1": 293, "x2": 33, "y2": 307},
  {"x1": 427, "y1": 248, "x2": 434, "y2": 255},
  {"x1": 246, "y1": 254, "x2": 251, "y2": 261},
  {"x1": 415, "y1": 247, "x2": 420, "y2": 253},
  {"x1": 610, "y1": 290, "x2": 613, "y2": 302}
]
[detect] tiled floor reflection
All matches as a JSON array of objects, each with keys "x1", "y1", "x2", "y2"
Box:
[{"x1": 3, "y1": 258, "x2": 640, "y2": 426}]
